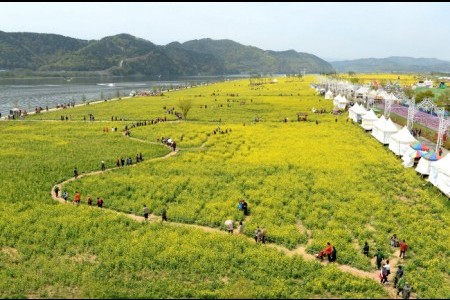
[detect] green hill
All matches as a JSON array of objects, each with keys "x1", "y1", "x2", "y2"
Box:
[
  {"x1": 331, "y1": 56, "x2": 450, "y2": 73},
  {"x1": 180, "y1": 38, "x2": 333, "y2": 74},
  {"x1": 0, "y1": 32, "x2": 333, "y2": 76},
  {"x1": 0, "y1": 31, "x2": 87, "y2": 69}
]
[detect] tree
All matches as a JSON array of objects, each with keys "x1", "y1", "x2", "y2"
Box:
[
  {"x1": 177, "y1": 99, "x2": 192, "y2": 120},
  {"x1": 415, "y1": 90, "x2": 434, "y2": 103},
  {"x1": 403, "y1": 86, "x2": 415, "y2": 99}
]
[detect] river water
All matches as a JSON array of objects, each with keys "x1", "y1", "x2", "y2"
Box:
[{"x1": 0, "y1": 76, "x2": 228, "y2": 116}]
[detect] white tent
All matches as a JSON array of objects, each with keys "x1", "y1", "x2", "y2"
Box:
[
  {"x1": 372, "y1": 117, "x2": 399, "y2": 144},
  {"x1": 337, "y1": 95, "x2": 349, "y2": 110},
  {"x1": 354, "y1": 104, "x2": 367, "y2": 122},
  {"x1": 386, "y1": 93, "x2": 400, "y2": 103},
  {"x1": 349, "y1": 103, "x2": 367, "y2": 122},
  {"x1": 325, "y1": 90, "x2": 333, "y2": 99},
  {"x1": 333, "y1": 94, "x2": 342, "y2": 107},
  {"x1": 401, "y1": 147, "x2": 418, "y2": 168},
  {"x1": 361, "y1": 109, "x2": 379, "y2": 131},
  {"x1": 348, "y1": 103, "x2": 360, "y2": 122},
  {"x1": 368, "y1": 90, "x2": 377, "y2": 99},
  {"x1": 415, "y1": 157, "x2": 435, "y2": 176},
  {"x1": 388, "y1": 126, "x2": 417, "y2": 156},
  {"x1": 429, "y1": 154, "x2": 450, "y2": 197},
  {"x1": 371, "y1": 115, "x2": 386, "y2": 141}
]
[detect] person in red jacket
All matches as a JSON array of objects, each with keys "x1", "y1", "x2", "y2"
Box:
[{"x1": 399, "y1": 240, "x2": 408, "y2": 258}]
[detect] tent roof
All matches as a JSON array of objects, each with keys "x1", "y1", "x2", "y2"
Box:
[
  {"x1": 390, "y1": 126, "x2": 417, "y2": 143},
  {"x1": 362, "y1": 109, "x2": 379, "y2": 121},
  {"x1": 339, "y1": 96, "x2": 349, "y2": 103},
  {"x1": 434, "y1": 154, "x2": 450, "y2": 176}
]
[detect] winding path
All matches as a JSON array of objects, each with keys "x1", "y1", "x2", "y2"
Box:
[{"x1": 50, "y1": 136, "x2": 413, "y2": 299}]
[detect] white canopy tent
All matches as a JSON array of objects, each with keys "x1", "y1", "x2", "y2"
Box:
[
  {"x1": 349, "y1": 103, "x2": 367, "y2": 122},
  {"x1": 372, "y1": 117, "x2": 399, "y2": 144},
  {"x1": 429, "y1": 154, "x2": 450, "y2": 197},
  {"x1": 361, "y1": 109, "x2": 379, "y2": 131},
  {"x1": 388, "y1": 126, "x2": 417, "y2": 156},
  {"x1": 348, "y1": 103, "x2": 360, "y2": 122},
  {"x1": 401, "y1": 147, "x2": 417, "y2": 168},
  {"x1": 371, "y1": 115, "x2": 386, "y2": 141},
  {"x1": 337, "y1": 95, "x2": 349, "y2": 110},
  {"x1": 415, "y1": 157, "x2": 436, "y2": 176},
  {"x1": 333, "y1": 94, "x2": 342, "y2": 107},
  {"x1": 325, "y1": 90, "x2": 333, "y2": 99}
]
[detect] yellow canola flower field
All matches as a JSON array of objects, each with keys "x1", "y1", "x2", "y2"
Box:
[{"x1": 1, "y1": 76, "x2": 448, "y2": 298}]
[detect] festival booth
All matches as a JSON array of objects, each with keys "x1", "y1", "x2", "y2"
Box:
[
  {"x1": 415, "y1": 152, "x2": 440, "y2": 176},
  {"x1": 388, "y1": 126, "x2": 417, "y2": 156},
  {"x1": 429, "y1": 154, "x2": 450, "y2": 197},
  {"x1": 371, "y1": 115, "x2": 386, "y2": 141},
  {"x1": 325, "y1": 90, "x2": 333, "y2": 100},
  {"x1": 337, "y1": 95, "x2": 349, "y2": 110},
  {"x1": 348, "y1": 103, "x2": 367, "y2": 123},
  {"x1": 361, "y1": 109, "x2": 379, "y2": 131},
  {"x1": 348, "y1": 103, "x2": 360, "y2": 122},
  {"x1": 372, "y1": 117, "x2": 399, "y2": 144},
  {"x1": 333, "y1": 94, "x2": 342, "y2": 107},
  {"x1": 402, "y1": 148, "x2": 426, "y2": 168}
]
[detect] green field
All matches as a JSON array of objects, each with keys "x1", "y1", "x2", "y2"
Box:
[{"x1": 1, "y1": 77, "x2": 449, "y2": 298}]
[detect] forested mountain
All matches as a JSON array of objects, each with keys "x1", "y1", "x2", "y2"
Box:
[
  {"x1": 180, "y1": 38, "x2": 333, "y2": 74},
  {"x1": 331, "y1": 56, "x2": 450, "y2": 73},
  {"x1": 0, "y1": 31, "x2": 334, "y2": 76}
]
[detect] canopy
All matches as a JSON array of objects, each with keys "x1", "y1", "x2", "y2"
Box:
[
  {"x1": 429, "y1": 154, "x2": 450, "y2": 197},
  {"x1": 372, "y1": 117, "x2": 399, "y2": 144},
  {"x1": 415, "y1": 157, "x2": 434, "y2": 175},
  {"x1": 361, "y1": 109, "x2": 379, "y2": 130},
  {"x1": 388, "y1": 126, "x2": 417, "y2": 156},
  {"x1": 422, "y1": 151, "x2": 441, "y2": 161},
  {"x1": 410, "y1": 141, "x2": 430, "y2": 151}
]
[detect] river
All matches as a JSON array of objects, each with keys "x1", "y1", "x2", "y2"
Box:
[{"x1": 0, "y1": 76, "x2": 231, "y2": 116}]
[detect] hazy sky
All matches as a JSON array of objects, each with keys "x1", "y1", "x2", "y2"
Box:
[{"x1": 1, "y1": 2, "x2": 450, "y2": 61}]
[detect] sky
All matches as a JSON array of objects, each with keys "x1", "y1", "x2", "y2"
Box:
[{"x1": 1, "y1": 2, "x2": 450, "y2": 61}]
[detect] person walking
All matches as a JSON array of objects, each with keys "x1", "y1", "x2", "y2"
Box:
[
  {"x1": 143, "y1": 204, "x2": 150, "y2": 221},
  {"x1": 363, "y1": 241, "x2": 369, "y2": 257},
  {"x1": 74, "y1": 191, "x2": 81, "y2": 206},
  {"x1": 242, "y1": 200, "x2": 248, "y2": 216},
  {"x1": 62, "y1": 190, "x2": 68, "y2": 202},
  {"x1": 87, "y1": 196, "x2": 92, "y2": 206},
  {"x1": 97, "y1": 197, "x2": 104, "y2": 208},
  {"x1": 400, "y1": 240, "x2": 408, "y2": 258},
  {"x1": 394, "y1": 265, "x2": 404, "y2": 288},
  {"x1": 161, "y1": 207, "x2": 167, "y2": 222},
  {"x1": 397, "y1": 276, "x2": 405, "y2": 296},
  {"x1": 380, "y1": 264, "x2": 388, "y2": 285},
  {"x1": 385, "y1": 259, "x2": 391, "y2": 277},
  {"x1": 73, "y1": 167, "x2": 78, "y2": 178},
  {"x1": 376, "y1": 249, "x2": 384, "y2": 270},
  {"x1": 101, "y1": 160, "x2": 106, "y2": 171},
  {"x1": 238, "y1": 221, "x2": 244, "y2": 234},
  {"x1": 330, "y1": 246, "x2": 337, "y2": 262},
  {"x1": 54, "y1": 185, "x2": 60, "y2": 198},
  {"x1": 260, "y1": 226, "x2": 266, "y2": 244},
  {"x1": 254, "y1": 226, "x2": 260, "y2": 243},
  {"x1": 402, "y1": 282, "x2": 411, "y2": 299}
]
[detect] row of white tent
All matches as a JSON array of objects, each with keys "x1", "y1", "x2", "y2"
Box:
[
  {"x1": 324, "y1": 89, "x2": 400, "y2": 103},
  {"x1": 321, "y1": 85, "x2": 449, "y2": 198},
  {"x1": 347, "y1": 106, "x2": 450, "y2": 198}
]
